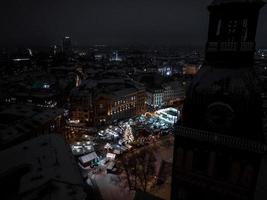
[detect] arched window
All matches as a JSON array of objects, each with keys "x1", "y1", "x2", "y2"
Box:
[
  {"x1": 208, "y1": 152, "x2": 216, "y2": 176},
  {"x1": 175, "y1": 147, "x2": 184, "y2": 169},
  {"x1": 177, "y1": 187, "x2": 187, "y2": 200},
  {"x1": 193, "y1": 148, "x2": 209, "y2": 174},
  {"x1": 184, "y1": 150, "x2": 194, "y2": 172},
  {"x1": 215, "y1": 152, "x2": 229, "y2": 179},
  {"x1": 230, "y1": 161, "x2": 241, "y2": 184},
  {"x1": 241, "y1": 164, "x2": 254, "y2": 187}
]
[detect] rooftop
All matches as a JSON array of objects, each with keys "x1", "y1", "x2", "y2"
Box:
[
  {"x1": 0, "y1": 134, "x2": 87, "y2": 200},
  {"x1": 0, "y1": 104, "x2": 64, "y2": 149},
  {"x1": 71, "y1": 78, "x2": 145, "y2": 99}
]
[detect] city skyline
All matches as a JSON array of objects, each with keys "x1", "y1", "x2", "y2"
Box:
[{"x1": 1, "y1": 0, "x2": 267, "y2": 47}]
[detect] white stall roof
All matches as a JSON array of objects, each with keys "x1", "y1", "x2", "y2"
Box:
[
  {"x1": 113, "y1": 149, "x2": 121, "y2": 155},
  {"x1": 107, "y1": 161, "x2": 116, "y2": 170},
  {"x1": 106, "y1": 153, "x2": 116, "y2": 159},
  {"x1": 104, "y1": 143, "x2": 112, "y2": 149},
  {"x1": 79, "y1": 152, "x2": 98, "y2": 164},
  {"x1": 125, "y1": 144, "x2": 132, "y2": 149}
]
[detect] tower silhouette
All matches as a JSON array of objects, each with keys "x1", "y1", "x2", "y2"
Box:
[{"x1": 172, "y1": 1, "x2": 267, "y2": 199}]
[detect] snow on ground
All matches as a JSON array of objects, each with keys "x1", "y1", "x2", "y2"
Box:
[
  {"x1": 89, "y1": 135, "x2": 174, "y2": 200},
  {"x1": 93, "y1": 172, "x2": 135, "y2": 200}
]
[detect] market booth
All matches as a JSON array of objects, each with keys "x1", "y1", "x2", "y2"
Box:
[{"x1": 78, "y1": 151, "x2": 98, "y2": 168}]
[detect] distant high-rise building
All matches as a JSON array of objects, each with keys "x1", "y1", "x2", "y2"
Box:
[
  {"x1": 53, "y1": 45, "x2": 58, "y2": 55},
  {"x1": 62, "y1": 36, "x2": 72, "y2": 55},
  {"x1": 172, "y1": 0, "x2": 267, "y2": 200}
]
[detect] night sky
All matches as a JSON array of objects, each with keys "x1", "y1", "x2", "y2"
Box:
[{"x1": 1, "y1": 0, "x2": 267, "y2": 47}]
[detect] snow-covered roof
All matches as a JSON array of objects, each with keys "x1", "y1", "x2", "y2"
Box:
[
  {"x1": 71, "y1": 78, "x2": 145, "y2": 99},
  {"x1": 0, "y1": 104, "x2": 64, "y2": 148},
  {"x1": 0, "y1": 134, "x2": 87, "y2": 200},
  {"x1": 113, "y1": 88, "x2": 138, "y2": 98}
]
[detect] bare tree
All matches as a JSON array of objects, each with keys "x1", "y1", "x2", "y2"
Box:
[{"x1": 119, "y1": 147, "x2": 157, "y2": 192}]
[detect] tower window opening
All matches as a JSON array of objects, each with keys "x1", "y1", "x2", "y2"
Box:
[
  {"x1": 216, "y1": 20, "x2": 222, "y2": 36},
  {"x1": 242, "y1": 19, "x2": 248, "y2": 41}
]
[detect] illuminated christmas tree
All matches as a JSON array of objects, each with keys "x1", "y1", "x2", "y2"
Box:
[{"x1": 123, "y1": 124, "x2": 134, "y2": 144}]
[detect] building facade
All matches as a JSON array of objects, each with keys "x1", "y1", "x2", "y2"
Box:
[
  {"x1": 146, "y1": 88, "x2": 164, "y2": 108},
  {"x1": 70, "y1": 79, "x2": 146, "y2": 126},
  {"x1": 62, "y1": 36, "x2": 72, "y2": 56},
  {"x1": 162, "y1": 81, "x2": 185, "y2": 106}
]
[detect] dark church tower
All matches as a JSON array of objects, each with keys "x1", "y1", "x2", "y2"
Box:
[
  {"x1": 182, "y1": 0, "x2": 265, "y2": 140},
  {"x1": 172, "y1": 1, "x2": 267, "y2": 200}
]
